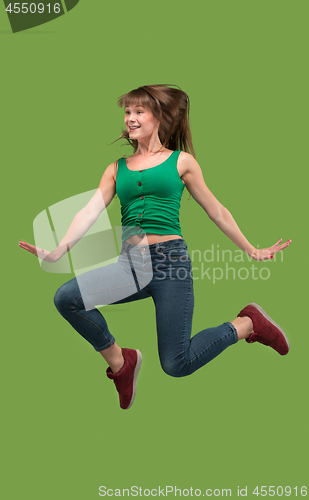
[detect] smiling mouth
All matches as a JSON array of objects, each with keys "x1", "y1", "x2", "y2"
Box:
[{"x1": 129, "y1": 126, "x2": 140, "y2": 130}]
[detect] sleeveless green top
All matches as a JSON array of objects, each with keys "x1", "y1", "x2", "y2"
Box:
[{"x1": 116, "y1": 150, "x2": 185, "y2": 242}]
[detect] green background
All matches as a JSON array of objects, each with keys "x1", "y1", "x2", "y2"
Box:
[{"x1": 1, "y1": 1, "x2": 308, "y2": 499}]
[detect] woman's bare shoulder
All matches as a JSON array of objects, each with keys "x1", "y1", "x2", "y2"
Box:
[
  {"x1": 179, "y1": 150, "x2": 195, "y2": 160},
  {"x1": 178, "y1": 151, "x2": 199, "y2": 174},
  {"x1": 101, "y1": 161, "x2": 119, "y2": 184}
]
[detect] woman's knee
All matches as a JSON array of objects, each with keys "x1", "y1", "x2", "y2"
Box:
[
  {"x1": 159, "y1": 357, "x2": 185, "y2": 378},
  {"x1": 53, "y1": 280, "x2": 80, "y2": 314},
  {"x1": 53, "y1": 285, "x2": 68, "y2": 313}
]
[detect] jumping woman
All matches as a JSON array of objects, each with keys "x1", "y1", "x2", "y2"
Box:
[{"x1": 19, "y1": 84, "x2": 292, "y2": 410}]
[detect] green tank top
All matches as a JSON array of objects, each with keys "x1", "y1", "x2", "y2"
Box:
[{"x1": 116, "y1": 150, "x2": 185, "y2": 242}]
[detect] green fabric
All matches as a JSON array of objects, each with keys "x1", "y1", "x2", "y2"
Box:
[{"x1": 116, "y1": 150, "x2": 185, "y2": 243}]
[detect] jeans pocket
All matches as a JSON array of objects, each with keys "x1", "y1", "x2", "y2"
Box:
[
  {"x1": 164, "y1": 246, "x2": 190, "y2": 262},
  {"x1": 153, "y1": 249, "x2": 191, "y2": 283}
]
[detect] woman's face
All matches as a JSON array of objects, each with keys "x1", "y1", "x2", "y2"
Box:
[{"x1": 124, "y1": 103, "x2": 160, "y2": 141}]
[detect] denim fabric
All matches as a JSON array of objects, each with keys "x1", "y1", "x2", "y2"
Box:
[{"x1": 54, "y1": 238, "x2": 238, "y2": 377}]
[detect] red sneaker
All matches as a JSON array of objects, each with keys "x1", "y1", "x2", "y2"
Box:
[
  {"x1": 237, "y1": 302, "x2": 290, "y2": 355},
  {"x1": 106, "y1": 348, "x2": 142, "y2": 409}
]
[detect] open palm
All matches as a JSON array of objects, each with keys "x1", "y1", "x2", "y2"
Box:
[
  {"x1": 19, "y1": 240, "x2": 56, "y2": 262},
  {"x1": 253, "y1": 238, "x2": 292, "y2": 261}
]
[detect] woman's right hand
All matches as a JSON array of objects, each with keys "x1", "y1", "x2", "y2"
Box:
[{"x1": 19, "y1": 240, "x2": 58, "y2": 263}]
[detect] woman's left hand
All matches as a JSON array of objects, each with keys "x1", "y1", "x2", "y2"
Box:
[{"x1": 251, "y1": 238, "x2": 292, "y2": 261}]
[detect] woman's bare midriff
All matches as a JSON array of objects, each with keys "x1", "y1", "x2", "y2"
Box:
[{"x1": 125, "y1": 233, "x2": 183, "y2": 246}]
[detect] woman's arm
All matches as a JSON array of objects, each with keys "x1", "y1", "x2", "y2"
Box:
[
  {"x1": 19, "y1": 162, "x2": 117, "y2": 262},
  {"x1": 179, "y1": 153, "x2": 291, "y2": 260},
  {"x1": 53, "y1": 162, "x2": 117, "y2": 260}
]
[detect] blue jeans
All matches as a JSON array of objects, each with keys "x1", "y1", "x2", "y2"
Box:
[{"x1": 54, "y1": 238, "x2": 238, "y2": 377}]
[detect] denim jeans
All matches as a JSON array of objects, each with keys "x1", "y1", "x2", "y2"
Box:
[{"x1": 54, "y1": 238, "x2": 238, "y2": 377}]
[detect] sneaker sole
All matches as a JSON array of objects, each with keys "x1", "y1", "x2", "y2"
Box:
[
  {"x1": 249, "y1": 302, "x2": 290, "y2": 352},
  {"x1": 126, "y1": 349, "x2": 143, "y2": 410}
]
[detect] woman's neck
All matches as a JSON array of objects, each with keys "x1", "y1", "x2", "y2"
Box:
[{"x1": 135, "y1": 136, "x2": 165, "y2": 157}]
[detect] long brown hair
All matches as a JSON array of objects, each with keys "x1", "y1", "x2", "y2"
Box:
[{"x1": 113, "y1": 84, "x2": 195, "y2": 158}]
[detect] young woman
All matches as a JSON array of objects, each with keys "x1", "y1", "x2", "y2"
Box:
[{"x1": 19, "y1": 84, "x2": 292, "y2": 410}]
